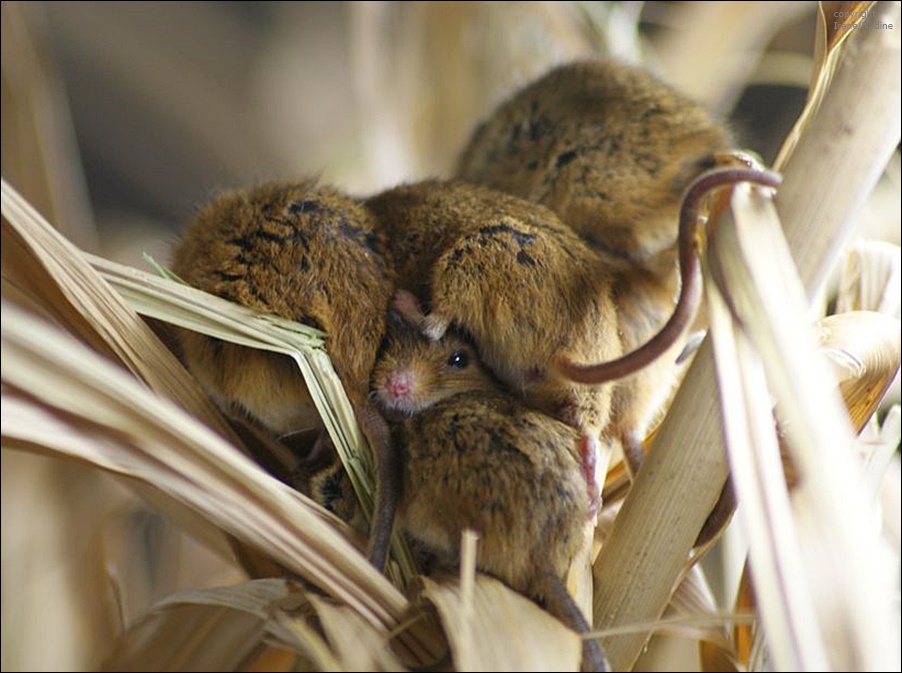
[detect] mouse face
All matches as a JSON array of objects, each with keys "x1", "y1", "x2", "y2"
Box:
[
  {"x1": 367, "y1": 179, "x2": 621, "y2": 438},
  {"x1": 371, "y1": 309, "x2": 499, "y2": 421},
  {"x1": 457, "y1": 60, "x2": 731, "y2": 266}
]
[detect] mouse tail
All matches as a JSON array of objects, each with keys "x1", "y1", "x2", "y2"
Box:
[
  {"x1": 352, "y1": 395, "x2": 400, "y2": 572},
  {"x1": 555, "y1": 166, "x2": 782, "y2": 385},
  {"x1": 535, "y1": 571, "x2": 610, "y2": 672}
]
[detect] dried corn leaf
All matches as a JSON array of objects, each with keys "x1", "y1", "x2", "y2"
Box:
[
  {"x1": 863, "y1": 405, "x2": 902, "y2": 516},
  {"x1": 728, "y1": 306, "x2": 900, "y2": 670},
  {"x1": 87, "y1": 254, "x2": 364, "y2": 498},
  {"x1": 0, "y1": 178, "x2": 237, "y2": 442},
  {"x1": 707, "y1": 184, "x2": 899, "y2": 669},
  {"x1": 309, "y1": 595, "x2": 406, "y2": 671},
  {"x1": 773, "y1": 1, "x2": 901, "y2": 295},
  {"x1": 706, "y1": 269, "x2": 830, "y2": 670},
  {"x1": 0, "y1": 301, "x2": 444, "y2": 657},
  {"x1": 102, "y1": 579, "x2": 331, "y2": 672},
  {"x1": 836, "y1": 239, "x2": 901, "y2": 317},
  {"x1": 669, "y1": 566, "x2": 737, "y2": 669},
  {"x1": 816, "y1": 311, "x2": 901, "y2": 429},
  {"x1": 876, "y1": 411, "x2": 902, "y2": 549},
  {"x1": 592, "y1": 334, "x2": 730, "y2": 670},
  {"x1": 773, "y1": 1, "x2": 877, "y2": 169},
  {"x1": 90, "y1": 251, "x2": 418, "y2": 587},
  {"x1": 420, "y1": 575, "x2": 581, "y2": 672},
  {"x1": 3, "y1": 175, "x2": 417, "y2": 585},
  {"x1": 592, "y1": 6, "x2": 900, "y2": 667},
  {"x1": 270, "y1": 610, "x2": 343, "y2": 673}
]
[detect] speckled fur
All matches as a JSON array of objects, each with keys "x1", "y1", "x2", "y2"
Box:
[
  {"x1": 171, "y1": 180, "x2": 394, "y2": 425},
  {"x1": 366, "y1": 180, "x2": 622, "y2": 439},
  {"x1": 396, "y1": 389, "x2": 608, "y2": 671},
  {"x1": 169, "y1": 179, "x2": 399, "y2": 568},
  {"x1": 457, "y1": 60, "x2": 731, "y2": 266},
  {"x1": 456, "y1": 60, "x2": 732, "y2": 471},
  {"x1": 371, "y1": 309, "x2": 501, "y2": 418}
]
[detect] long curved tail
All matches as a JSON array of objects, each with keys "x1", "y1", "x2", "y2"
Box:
[{"x1": 556, "y1": 166, "x2": 782, "y2": 385}]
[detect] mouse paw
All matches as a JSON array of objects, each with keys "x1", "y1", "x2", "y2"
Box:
[
  {"x1": 623, "y1": 431, "x2": 645, "y2": 480},
  {"x1": 579, "y1": 433, "x2": 601, "y2": 520}
]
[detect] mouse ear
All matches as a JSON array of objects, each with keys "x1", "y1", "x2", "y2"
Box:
[{"x1": 391, "y1": 289, "x2": 426, "y2": 327}]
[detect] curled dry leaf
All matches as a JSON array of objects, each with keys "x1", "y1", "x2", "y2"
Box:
[
  {"x1": 815, "y1": 311, "x2": 901, "y2": 430},
  {"x1": 773, "y1": 1, "x2": 878, "y2": 169}
]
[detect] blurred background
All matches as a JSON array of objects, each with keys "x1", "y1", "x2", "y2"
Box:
[
  {"x1": 2, "y1": 2, "x2": 899, "y2": 670},
  {"x1": 6, "y1": 1, "x2": 852, "y2": 270}
]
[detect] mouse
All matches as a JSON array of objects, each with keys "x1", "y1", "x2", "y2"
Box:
[
  {"x1": 400, "y1": 392, "x2": 609, "y2": 672},
  {"x1": 364, "y1": 171, "x2": 780, "y2": 479},
  {"x1": 298, "y1": 298, "x2": 505, "y2": 549},
  {"x1": 369, "y1": 304, "x2": 608, "y2": 672},
  {"x1": 168, "y1": 179, "x2": 399, "y2": 570},
  {"x1": 455, "y1": 59, "x2": 773, "y2": 473},
  {"x1": 366, "y1": 180, "x2": 621, "y2": 449},
  {"x1": 456, "y1": 59, "x2": 733, "y2": 270},
  {"x1": 371, "y1": 291, "x2": 601, "y2": 518}
]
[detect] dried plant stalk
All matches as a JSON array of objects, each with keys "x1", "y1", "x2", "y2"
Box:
[
  {"x1": 591, "y1": 4, "x2": 900, "y2": 668},
  {"x1": 0, "y1": 299, "x2": 446, "y2": 666}
]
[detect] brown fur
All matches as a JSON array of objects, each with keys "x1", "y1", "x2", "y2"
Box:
[
  {"x1": 371, "y1": 299, "x2": 501, "y2": 419},
  {"x1": 457, "y1": 59, "x2": 732, "y2": 266},
  {"x1": 397, "y1": 389, "x2": 608, "y2": 671},
  {"x1": 366, "y1": 179, "x2": 622, "y2": 439},
  {"x1": 456, "y1": 60, "x2": 733, "y2": 473},
  {"x1": 169, "y1": 180, "x2": 399, "y2": 569},
  {"x1": 315, "y1": 293, "x2": 610, "y2": 670}
]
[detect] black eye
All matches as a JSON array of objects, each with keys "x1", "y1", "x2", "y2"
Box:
[{"x1": 446, "y1": 350, "x2": 469, "y2": 369}]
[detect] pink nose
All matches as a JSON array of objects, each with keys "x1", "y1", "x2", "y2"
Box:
[{"x1": 385, "y1": 371, "x2": 415, "y2": 400}]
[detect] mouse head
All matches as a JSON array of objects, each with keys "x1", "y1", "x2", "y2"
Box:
[{"x1": 371, "y1": 291, "x2": 499, "y2": 420}]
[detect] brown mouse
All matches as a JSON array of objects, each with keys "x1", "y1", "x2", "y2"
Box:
[
  {"x1": 455, "y1": 60, "x2": 777, "y2": 473},
  {"x1": 400, "y1": 393, "x2": 608, "y2": 671},
  {"x1": 370, "y1": 306, "x2": 607, "y2": 672},
  {"x1": 364, "y1": 173, "x2": 784, "y2": 476},
  {"x1": 366, "y1": 180, "x2": 622, "y2": 448},
  {"x1": 169, "y1": 179, "x2": 399, "y2": 570},
  {"x1": 299, "y1": 295, "x2": 503, "y2": 536},
  {"x1": 457, "y1": 59, "x2": 733, "y2": 269}
]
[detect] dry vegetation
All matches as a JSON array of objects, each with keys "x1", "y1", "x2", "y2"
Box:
[{"x1": 2, "y1": 2, "x2": 900, "y2": 671}]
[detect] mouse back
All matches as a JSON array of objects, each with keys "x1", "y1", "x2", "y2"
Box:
[
  {"x1": 172, "y1": 180, "x2": 395, "y2": 393},
  {"x1": 457, "y1": 60, "x2": 732, "y2": 264},
  {"x1": 368, "y1": 179, "x2": 622, "y2": 432},
  {"x1": 397, "y1": 389, "x2": 587, "y2": 592}
]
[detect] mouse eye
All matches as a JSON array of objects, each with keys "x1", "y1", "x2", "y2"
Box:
[{"x1": 446, "y1": 350, "x2": 469, "y2": 369}]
